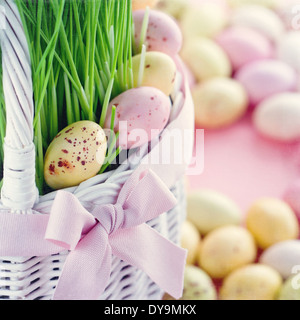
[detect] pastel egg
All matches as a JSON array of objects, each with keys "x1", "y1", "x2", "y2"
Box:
[
  {"x1": 133, "y1": 9, "x2": 182, "y2": 56},
  {"x1": 180, "y1": 37, "x2": 232, "y2": 81},
  {"x1": 155, "y1": 0, "x2": 189, "y2": 21},
  {"x1": 180, "y1": 2, "x2": 229, "y2": 39},
  {"x1": 215, "y1": 26, "x2": 274, "y2": 71},
  {"x1": 163, "y1": 265, "x2": 217, "y2": 300},
  {"x1": 187, "y1": 189, "x2": 242, "y2": 235},
  {"x1": 199, "y1": 225, "x2": 257, "y2": 279},
  {"x1": 220, "y1": 264, "x2": 282, "y2": 300},
  {"x1": 132, "y1": 51, "x2": 177, "y2": 96},
  {"x1": 44, "y1": 121, "x2": 107, "y2": 190},
  {"x1": 253, "y1": 93, "x2": 300, "y2": 142},
  {"x1": 230, "y1": 5, "x2": 285, "y2": 43},
  {"x1": 104, "y1": 86, "x2": 171, "y2": 150},
  {"x1": 259, "y1": 240, "x2": 300, "y2": 279},
  {"x1": 279, "y1": 275, "x2": 300, "y2": 300},
  {"x1": 235, "y1": 59, "x2": 297, "y2": 107},
  {"x1": 277, "y1": 31, "x2": 300, "y2": 73},
  {"x1": 192, "y1": 77, "x2": 248, "y2": 129},
  {"x1": 132, "y1": 0, "x2": 158, "y2": 11},
  {"x1": 180, "y1": 220, "x2": 201, "y2": 265},
  {"x1": 246, "y1": 198, "x2": 299, "y2": 249},
  {"x1": 283, "y1": 180, "x2": 300, "y2": 220}
]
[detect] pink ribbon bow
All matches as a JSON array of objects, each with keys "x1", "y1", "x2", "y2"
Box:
[{"x1": 45, "y1": 168, "x2": 187, "y2": 300}]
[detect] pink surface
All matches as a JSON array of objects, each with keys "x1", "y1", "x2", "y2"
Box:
[{"x1": 188, "y1": 113, "x2": 300, "y2": 213}]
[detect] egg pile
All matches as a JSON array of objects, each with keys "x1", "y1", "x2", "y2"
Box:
[
  {"x1": 155, "y1": 0, "x2": 300, "y2": 300},
  {"x1": 44, "y1": 1, "x2": 184, "y2": 189},
  {"x1": 157, "y1": 0, "x2": 300, "y2": 142},
  {"x1": 163, "y1": 188, "x2": 300, "y2": 300}
]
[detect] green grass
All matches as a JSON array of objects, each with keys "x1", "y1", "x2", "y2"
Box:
[{"x1": 0, "y1": 0, "x2": 134, "y2": 194}]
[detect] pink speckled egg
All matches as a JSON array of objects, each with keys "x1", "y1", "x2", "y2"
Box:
[
  {"x1": 283, "y1": 180, "x2": 300, "y2": 220},
  {"x1": 215, "y1": 26, "x2": 274, "y2": 71},
  {"x1": 235, "y1": 59, "x2": 297, "y2": 107},
  {"x1": 105, "y1": 87, "x2": 171, "y2": 149},
  {"x1": 133, "y1": 9, "x2": 182, "y2": 56}
]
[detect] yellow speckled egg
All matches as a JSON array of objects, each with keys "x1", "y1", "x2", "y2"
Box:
[
  {"x1": 163, "y1": 265, "x2": 217, "y2": 300},
  {"x1": 180, "y1": 220, "x2": 201, "y2": 265},
  {"x1": 199, "y1": 225, "x2": 257, "y2": 279},
  {"x1": 192, "y1": 77, "x2": 248, "y2": 129},
  {"x1": 187, "y1": 189, "x2": 242, "y2": 235},
  {"x1": 246, "y1": 198, "x2": 299, "y2": 249},
  {"x1": 132, "y1": 51, "x2": 177, "y2": 96},
  {"x1": 155, "y1": 0, "x2": 189, "y2": 21},
  {"x1": 132, "y1": 0, "x2": 158, "y2": 11},
  {"x1": 180, "y1": 38, "x2": 232, "y2": 82},
  {"x1": 180, "y1": 3, "x2": 228, "y2": 39},
  {"x1": 220, "y1": 264, "x2": 283, "y2": 300},
  {"x1": 44, "y1": 120, "x2": 107, "y2": 190}
]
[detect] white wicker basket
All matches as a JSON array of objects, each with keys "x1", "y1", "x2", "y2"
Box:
[{"x1": 0, "y1": 0, "x2": 194, "y2": 300}]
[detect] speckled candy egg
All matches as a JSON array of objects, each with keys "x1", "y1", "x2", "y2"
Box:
[
  {"x1": 180, "y1": 220, "x2": 201, "y2": 265},
  {"x1": 133, "y1": 9, "x2": 182, "y2": 56},
  {"x1": 155, "y1": 0, "x2": 189, "y2": 20},
  {"x1": 132, "y1": 0, "x2": 158, "y2": 11},
  {"x1": 253, "y1": 93, "x2": 300, "y2": 142},
  {"x1": 246, "y1": 198, "x2": 299, "y2": 249},
  {"x1": 192, "y1": 77, "x2": 248, "y2": 129},
  {"x1": 220, "y1": 264, "x2": 282, "y2": 300},
  {"x1": 180, "y1": 38, "x2": 232, "y2": 81},
  {"x1": 44, "y1": 121, "x2": 107, "y2": 190},
  {"x1": 104, "y1": 86, "x2": 171, "y2": 150},
  {"x1": 235, "y1": 59, "x2": 297, "y2": 107},
  {"x1": 187, "y1": 189, "x2": 242, "y2": 235},
  {"x1": 132, "y1": 51, "x2": 177, "y2": 96},
  {"x1": 215, "y1": 26, "x2": 274, "y2": 71},
  {"x1": 230, "y1": 5, "x2": 285, "y2": 44},
  {"x1": 180, "y1": 2, "x2": 228, "y2": 39},
  {"x1": 259, "y1": 240, "x2": 300, "y2": 279},
  {"x1": 199, "y1": 225, "x2": 257, "y2": 279},
  {"x1": 163, "y1": 265, "x2": 217, "y2": 300}
]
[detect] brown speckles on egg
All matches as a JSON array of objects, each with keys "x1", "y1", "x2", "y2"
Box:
[
  {"x1": 81, "y1": 161, "x2": 86, "y2": 166},
  {"x1": 61, "y1": 149, "x2": 69, "y2": 154},
  {"x1": 64, "y1": 138, "x2": 72, "y2": 144},
  {"x1": 49, "y1": 164, "x2": 56, "y2": 175}
]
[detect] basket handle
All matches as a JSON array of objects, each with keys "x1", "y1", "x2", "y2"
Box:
[{"x1": 0, "y1": 0, "x2": 38, "y2": 212}]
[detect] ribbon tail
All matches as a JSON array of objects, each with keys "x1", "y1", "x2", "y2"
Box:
[
  {"x1": 110, "y1": 224, "x2": 187, "y2": 300},
  {"x1": 53, "y1": 225, "x2": 111, "y2": 300}
]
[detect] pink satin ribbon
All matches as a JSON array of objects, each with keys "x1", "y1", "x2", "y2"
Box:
[{"x1": 0, "y1": 168, "x2": 187, "y2": 300}]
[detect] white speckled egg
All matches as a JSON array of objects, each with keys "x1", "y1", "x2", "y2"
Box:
[
  {"x1": 133, "y1": 9, "x2": 182, "y2": 56},
  {"x1": 260, "y1": 240, "x2": 300, "y2": 279},
  {"x1": 104, "y1": 86, "x2": 171, "y2": 149},
  {"x1": 253, "y1": 93, "x2": 300, "y2": 142},
  {"x1": 230, "y1": 5, "x2": 285, "y2": 43},
  {"x1": 44, "y1": 121, "x2": 107, "y2": 190},
  {"x1": 132, "y1": 51, "x2": 177, "y2": 96}
]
